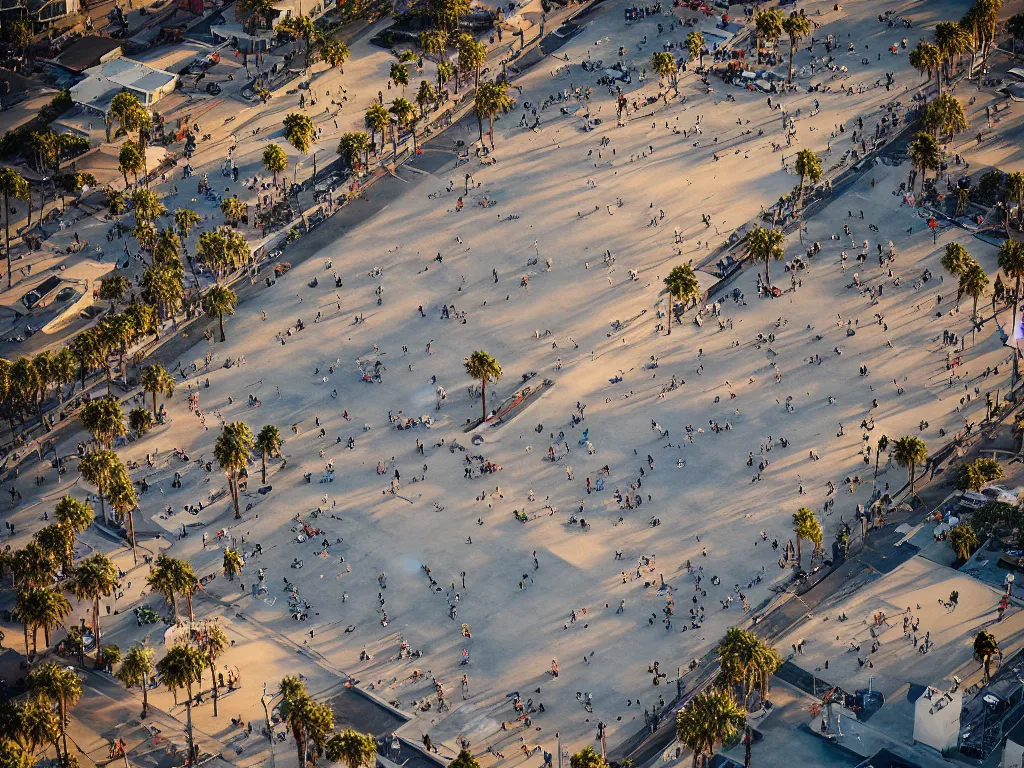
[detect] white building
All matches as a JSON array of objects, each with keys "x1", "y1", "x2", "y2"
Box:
[{"x1": 69, "y1": 57, "x2": 178, "y2": 115}]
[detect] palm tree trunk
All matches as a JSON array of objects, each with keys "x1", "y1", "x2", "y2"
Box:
[
  {"x1": 184, "y1": 693, "x2": 196, "y2": 765},
  {"x1": 23, "y1": 622, "x2": 30, "y2": 657},
  {"x1": 765, "y1": 256, "x2": 772, "y2": 287},
  {"x1": 186, "y1": 590, "x2": 194, "y2": 621},
  {"x1": 127, "y1": 510, "x2": 137, "y2": 564},
  {"x1": 211, "y1": 665, "x2": 219, "y2": 717},
  {"x1": 667, "y1": 290, "x2": 673, "y2": 335},
  {"x1": 44, "y1": 624, "x2": 51, "y2": 648},
  {"x1": 219, "y1": 310, "x2": 226, "y2": 343},
  {"x1": 477, "y1": 112, "x2": 484, "y2": 144},
  {"x1": 788, "y1": 43, "x2": 795, "y2": 83},
  {"x1": 141, "y1": 679, "x2": 149, "y2": 718},
  {"x1": 232, "y1": 471, "x2": 241, "y2": 520},
  {"x1": 262, "y1": 450, "x2": 267, "y2": 483},
  {"x1": 489, "y1": 115, "x2": 495, "y2": 149},
  {"x1": 4, "y1": 191, "x2": 10, "y2": 291},
  {"x1": 57, "y1": 694, "x2": 69, "y2": 765},
  {"x1": 744, "y1": 726, "x2": 752, "y2": 768},
  {"x1": 480, "y1": 378, "x2": 487, "y2": 422},
  {"x1": 94, "y1": 597, "x2": 101, "y2": 665},
  {"x1": 796, "y1": 536, "x2": 801, "y2": 567},
  {"x1": 98, "y1": 487, "x2": 107, "y2": 525}
]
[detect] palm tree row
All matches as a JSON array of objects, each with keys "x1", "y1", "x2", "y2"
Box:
[{"x1": 277, "y1": 675, "x2": 379, "y2": 768}]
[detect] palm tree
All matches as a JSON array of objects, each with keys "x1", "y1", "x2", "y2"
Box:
[
  {"x1": 942, "y1": 242, "x2": 972, "y2": 281},
  {"x1": 650, "y1": 51, "x2": 677, "y2": 89},
  {"x1": 365, "y1": 103, "x2": 390, "y2": 156},
  {"x1": 338, "y1": 132, "x2": 372, "y2": 172},
  {"x1": 12, "y1": 541, "x2": 58, "y2": 589},
  {"x1": 389, "y1": 97, "x2": 418, "y2": 157},
  {"x1": 215, "y1": 421, "x2": 255, "y2": 520},
  {"x1": 936, "y1": 20, "x2": 974, "y2": 81},
  {"x1": 118, "y1": 140, "x2": 145, "y2": 187},
  {"x1": 923, "y1": 93, "x2": 968, "y2": 139},
  {"x1": 974, "y1": 629, "x2": 1000, "y2": 682},
  {"x1": 0, "y1": 167, "x2": 29, "y2": 290},
  {"x1": 448, "y1": 748, "x2": 481, "y2": 768},
  {"x1": 221, "y1": 196, "x2": 246, "y2": 226},
  {"x1": 959, "y1": 260, "x2": 989, "y2": 320},
  {"x1": 171, "y1": 557, "x2": 199, "y2": 621},
  {"x1": 140, "y1": 363, "x2": 175, "y2": 419},
  {"x1": 255, "y1": 424, "x2": 283, "y2": 483},
  {"x1": 0, "y1": 739, "x2": 34, "y2": 768},
  {"x1": 279, "y1": 675, "x2": 335, "y2": 767},
  {"x1": 78, "y1": 449, "x2": 120, "y2": 523},
  {"x1": 716, "y1": 627, "x2": 782, "y2": 707},
  {"x1": 909, "y1": 40, "x2": 943, "y2": 95},
  {"x1": 744, "y1": 226, "x2": 785, "y2": 287},
  {"x1": 420, "y1": 28, "x2": 449, "y2": 64},
  {"x1": 663, "y1": 265, "x2": 701, "y2": 335},
  {"x1": 276, "y1": 14, "x2": 321, "y2": 70},
  {"x1": 320, "y1": 38, "x2": 350, "y2": 71},
  {"x1": 14, "y1": 587, "x2": 70, "y2": 655},
  {"x1": 754, "y1": 9, "x2": 783, "y2": 62},
  {"x1": 54, "y1": 496, "x2": 94, "y2": 535},
  {"x1": 1000, "y1": 240, "x2": 1024, "y2": 355},
  {"x1": 437, "y1": 60, "x2": 454, "y2": 95},
  {"x1": 456, "y1": 34, "x2": 486, "y2": 88},
  {"x1": 390, "y1": 62, "x2": 410, "y2": 94},
  {"x1": 973, "y1": 0, "x2": 1003, "y2": 87},
  {"x1": 174, "y1": 207, "x2": 202, "y2": 238},
  {"x1": 223, "y1": 548, "x2": 245, "y2": 581},
  {"x1": 781, "y1": 14, "x2": 811, "y2": 83},
  {"x1": 416, "y1": 80, "x2": 437, "y2": 118},
  {"x1": 98, "y1": 273, "x2": 130, "y2": 311},
  {"x1": 101, "y1": 312, "x2": 139, "y2": 385},
  {"x1": 686, "y1": 31, "x2": 705, "y2": 67},
  {"x1": 157, "y1": 645, "x2": 206, "y2": 765},
  {"x1": 892, "y1": 435, "x2": 927, "y2": 496},
  {"x1": 68, "y1": 553, "x2": 117, "y2": 665},
  {"x1": 569, "y1": 746, "x2": 605, "y2": 768},
  {"x1": 80, "y1": 396, "x2": 126, "y2": 448},
  {"x1": 116, "y1": 642, "x2": 156, "y2": 719},
  {"x1": 8, "y1": 698, "x2": 59, "y2": 758},
  {"x1": 283, "y1": 112, "x2": 316, "y2": 154},
  {"x1": 202, "y1": 285, "x2": 238, "y2": 343},
  {"x1": 325, "y1": 729, "x2": 377, "y2": 768},
  {"x1": 908, "y1": 131, "x2": 940, "y2": 202},
  {"x1": 949, "y1": 522, "x2": 980, "y2": 561},
  {"x1": 34, "y1": 523, "x2": 76, "y2": 572},
  {"x1": 147, "y1": 553, "x2": 183, "y2": 621},
  {"x1": 199, "y1": 623, "x2": 229, "y2": 717},
  {"x1": 27, "y1": 662, "x2": 82, "y2": 767},
  {"x1": 676, "y1": 690, "x2": 746, "y2": 768},
  {"x1": 464, "y1": 351, "x2": 502, "y2": 423},
  {"x1": 131, "y1": 188, "x2": 167, "y2": 223},
  {"x1": 474, "y1": 81, "x2": 513, "y2": 149},
  {"x1": 197, "y1": 227, "x2": 248, "y2": 280},
  {"x1": 794, "y1": 149, "x2": 822, "y2": 212},
  {"x1": 70, "y1": 328, "x2": 105, "y2": 390},
  {"x1": 792, "y1": 507, "x2": 823, "y2": 568},
  {"x1": 143, "y1": 262, "x2": 186, "y2": 319},
  {"x1": 262, "y1": 144, "x2": 288, "y2": 187},
  {"x1": 51, "y1": 347, "x2": 76, "y2": 403}
]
